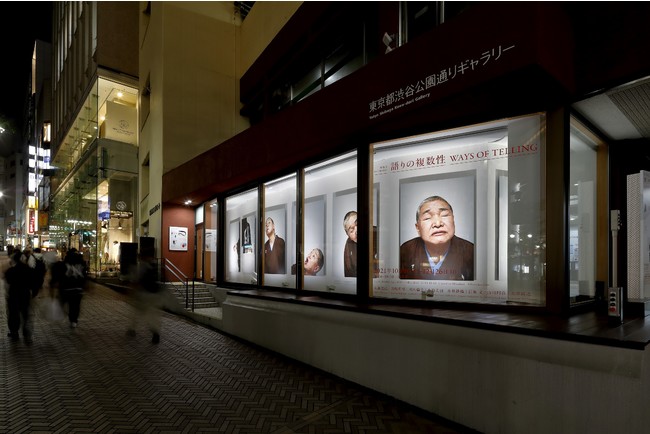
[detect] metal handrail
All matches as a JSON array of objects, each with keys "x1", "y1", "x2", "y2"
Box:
[{"x1": 160, "y1": 258, "x2": 195, "y2": 311}]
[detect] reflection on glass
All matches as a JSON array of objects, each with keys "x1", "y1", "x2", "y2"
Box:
[{"x1": 569, "y1": 119, "x2": 600, "y2": 302}]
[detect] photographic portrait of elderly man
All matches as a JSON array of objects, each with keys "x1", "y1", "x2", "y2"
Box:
[
  {"x1": 264, "y1": 217, "x2": 286, "y2": 274},
  {"x1": 400, "y1": 195, "x2": 474, "y2": 280},
  {"x1": 291, "y1": 248, "x2": 324, "y2": 276},
  {"x1": 343, "y1": 211, "x2": 358, "y2": 277},
  {"x1": 342, "y1": 210, "x2": 380, "y2": 278}
]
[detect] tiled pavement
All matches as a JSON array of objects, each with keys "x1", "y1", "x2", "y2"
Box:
[{"x1": 0, "y1": 265, "x2": 477, "y2": 433}]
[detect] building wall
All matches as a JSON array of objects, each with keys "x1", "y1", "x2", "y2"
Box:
[
  {"x1": 141, "y1": 1, "x2": 241, "y2": 258},
  {"x1": 140, "y1": 2, "x2": 301, "y2": 256},
  {"x1": 52, "y1": 2, "x2": 96, "y2": 152},
  {"x1": 239, "y1": 1, "x2": 302, "y2": 76},
  {"x1": 161, "y1": 204, "x2": 195, "y2": 278},
  {"x1": 97, "y1": 2, "x2": 139, "y2": 79},
  {"x1": 160, "y1": 2, "x2": 242, "y2": 174},
  {"x1": 222, "y1": 295, "x2": 650, "y2": 434},
  {"x1": 138, "y1": 0, "x2": 164, "y2": 255}
]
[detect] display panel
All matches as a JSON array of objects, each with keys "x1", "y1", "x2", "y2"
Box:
[
  {"x1": 225, "y1": 188, "x2": 258, "y2": 284},
  {"x1": 372, "y1": 114, "x2": 545, "y2": 304},
  {"x1": 263, "y1": 174, "x2": 296, "y2": 289},
  {"x1": 303, "y1": 152, "x2": 357, "y2": 293}
]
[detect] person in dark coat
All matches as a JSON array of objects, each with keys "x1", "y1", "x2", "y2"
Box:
[
  {"x1": 50, "y1": 248, "x2": 87, "y2": 328},
  {"x1": 400, "y1": 195, "x2": 474, "y2": 280},
  {"x1": 5, "y1": 252, "x2": 36, "y2": 342}
]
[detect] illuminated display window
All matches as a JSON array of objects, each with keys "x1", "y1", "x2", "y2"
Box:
[
  {"x1": 371, "y1": 114, "x2": 546, "y2": 305},
  {"x1": 303, "y1": 151, "x2": 357, "y2": 294},
  {"x1": 262, "y1": 174, "x2": 297, "y2": 289},
  {"x1": 225, "y1": 188, "x2": 259, "y2": 285}
]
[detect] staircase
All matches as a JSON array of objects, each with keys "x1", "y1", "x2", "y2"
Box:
[{"x1": 167, "y1": 282, "x2": 220, "y2": 310}]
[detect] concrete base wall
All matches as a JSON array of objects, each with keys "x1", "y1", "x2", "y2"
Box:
[{"x1": 220, "y1": 295, "x2": 650, "y2": 434}]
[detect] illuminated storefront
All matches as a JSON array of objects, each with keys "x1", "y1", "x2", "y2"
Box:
[{"x1": 50, "y1": 77, "x2": 138, "y2": 276}]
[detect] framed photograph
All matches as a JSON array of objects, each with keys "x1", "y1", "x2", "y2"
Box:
[
  {"x1": 241, "y1": 212, "x2": 257, "y2": 274},
  {"x1": 263, "y1": 205, "x2": 287, "y2": 275},
  {"x1": 227, "y1": 219, "x2": 240, "y2": 276},
  {"x1": 303, "y1": 195, "x2": 326, "y2": 276},
  {"x1": 398, "y1": 171, "x2": 476, "y2": 280},
  {"x1": 205, "y1": 229, "x2": 217, "y2": 253},
  {"x1": 333, "y1": 188, "x2": 357, "y2": 278},
  {"x1": 225, "y1": 188, "x2": 259, "y2": 284},
  {"x1": 169, "y1": 226, "x2": 188, "y2": 251}
]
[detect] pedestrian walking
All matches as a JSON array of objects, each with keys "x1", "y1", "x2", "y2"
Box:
[
  {"x1": 126, "y1": 252, "x2": 163, "y2": 343},
  {"x1": 50, "y1": 248, "x2": 87, "y2": 328},
  {"x1": 5, "y1": 251, "x2": 37, "y2": 343},
  {"x1": 22, "y1": 247, "x2": 47, "y2": 299}
]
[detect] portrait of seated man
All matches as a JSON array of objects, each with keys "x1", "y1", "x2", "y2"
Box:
[
  {"x1": 263, "y1": 217, "x2": 286, "y2": 274},
  {"x1": 291, "y1": 248, "x2": 324, "y2": 276},
  {"x1": 399, "y1": 195, "x2": 474, "y2": 280},
  {"x1": 343, "y1": 211, "x2": 358, "y2": 277},
  {"x1": 342, "y1": 210, "x2": 379, "y2": 278}
]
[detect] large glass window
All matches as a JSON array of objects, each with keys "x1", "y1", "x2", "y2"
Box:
[
  {"x1": 302, "y1": 151, "x2": 357, "y2": 294},
  {"x1": 225, "y1": 188, "x2": 258, "y2": 284},
  {"x1": 371, "y1": 114, "x2": 545, "y2": 304},
  {"x1": 569, "y1": 117, "x2": 605, "y2": 304},
  {"x1": 262, "y1": 174, "x2": 297, "y2": 289},
  {"x1": 50, "y1": 76, "x2": 138, "y2": 276}
]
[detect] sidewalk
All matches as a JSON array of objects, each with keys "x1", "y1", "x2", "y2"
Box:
[{"x1": 0, "y1": 272, "x2": 477, "y2": 433}]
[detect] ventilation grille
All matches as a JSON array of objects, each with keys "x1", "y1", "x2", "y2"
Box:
[{"x1": 608, "y1": 77, "x2": 650, "y2": 139}]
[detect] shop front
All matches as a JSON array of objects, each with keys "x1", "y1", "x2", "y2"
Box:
[
  {"x1": 157, "y1": 4, "x2": 650, "y2": 432},
  {"x1": 50, "y1": 77, "x2": 138, "y2": 276}
]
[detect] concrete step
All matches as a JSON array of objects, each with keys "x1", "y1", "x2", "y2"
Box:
[{"x1": 166, "y1": 282, "x2": 220, "y2": 310}]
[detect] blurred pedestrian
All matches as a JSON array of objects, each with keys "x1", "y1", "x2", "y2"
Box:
[
  {"x1": 50, "y1": 248, "x2": 87, "y2": 328},
  {"x1": 5, "y1": 251, "x2": 37, "y2": 343},
  {"x1": 22, "y1": 247, "x2": 46, "y2": 299},
  {"x1": 126, "y1": 252, "x2": 163, "y2": 344}
]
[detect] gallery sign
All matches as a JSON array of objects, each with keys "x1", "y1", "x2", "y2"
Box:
[{"x1": 368, "y1": 44, "x2": 516, "y2": 122}]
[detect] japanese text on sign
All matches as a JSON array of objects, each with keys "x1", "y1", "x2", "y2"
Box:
[{"x1": 368, "y1": 44, "x2": 516, "y2": 120}]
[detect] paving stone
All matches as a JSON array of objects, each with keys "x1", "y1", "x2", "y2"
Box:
[{"x1": 0, "y1": 268, "x2": 475, "y2": 434}]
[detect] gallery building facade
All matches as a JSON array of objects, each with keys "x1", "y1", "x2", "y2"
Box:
[{"x1": 141, "y1": 2, "x2": 650, "y2": 433}]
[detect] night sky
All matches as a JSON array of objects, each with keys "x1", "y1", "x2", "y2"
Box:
[{"x1": 0, "y1": 2, "x2": 52, "y2": 155}]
